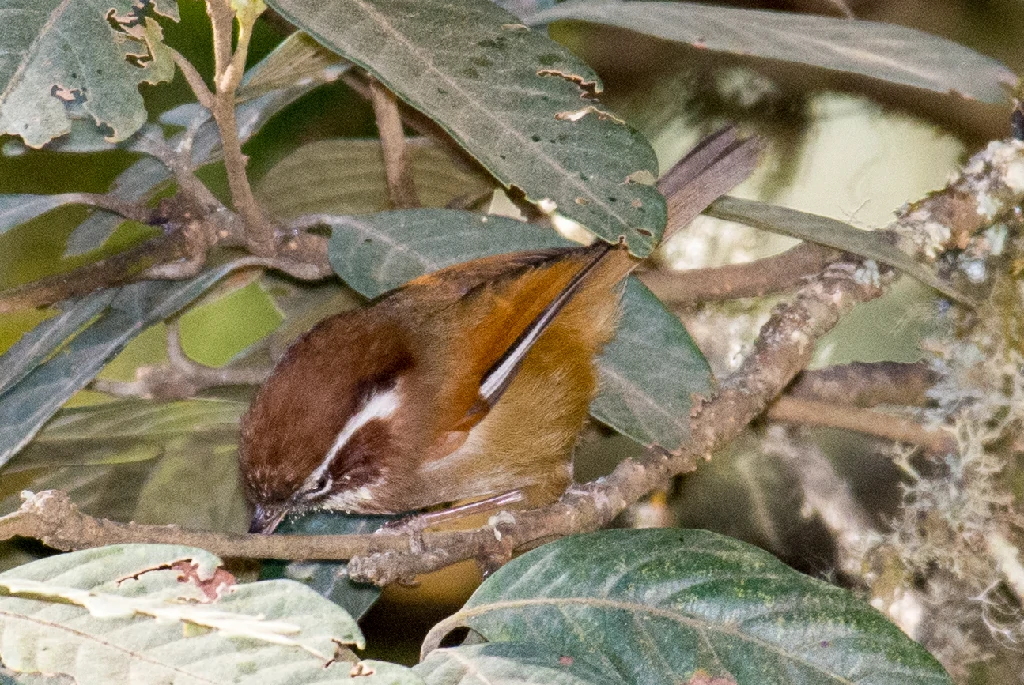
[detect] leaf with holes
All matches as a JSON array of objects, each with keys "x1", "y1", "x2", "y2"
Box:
[
  {"x1": 326, "y1": 208, "x2": 711, "y2": 448},
  {"x1": 0, "y1": 1, "x2": 179, "y2": 148},
  {"x1": 527, "y1": 0, "x2": 1016, "y2": 103},
  {"x1": 265, "y1": 0, "x2": 666, "y2": 256},
  {"x1": 64, "y1": 32, "x2": 349, "y2": 256},
  {"x1": 424, "y1": 529, "x2": 953, "y2": 685},
  {"x1": 0, "y1": 543, "x2": 419, "y2": 684}
]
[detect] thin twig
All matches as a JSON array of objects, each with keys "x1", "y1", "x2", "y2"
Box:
[
  {"x1": 166, "y1": 48, "x2": 214, "y2": 109},
  {"x1": 205, "y1": 0, "x2": 276, "y2": 256},
  {"x1": 90, "y1": 322, "x2": 270, "y2": 400},
  {"x1": 766, "y1": 395, "x2": 956, "y2": 455},
  {"x1": 786, "y1": 361, "x2": 937, "y2": 408},
  {"x1": 368, "y1": 78, "x2": 420, "y2": 209},
  {"x1": 60, "y1": 193, "x2": 155, "y2": 224},
  {"x1": 639, "y1": 242, "x2": 841, "y2": 305},
  {"x1": 0, "y1": 233, "x2": 188, "y2": 314}
]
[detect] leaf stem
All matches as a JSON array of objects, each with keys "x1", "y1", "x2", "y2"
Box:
[{"x1": 368, "y1": 78, "x2": 420, "y2": 209}]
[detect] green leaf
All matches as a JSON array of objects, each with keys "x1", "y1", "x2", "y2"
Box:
[
  {"x1": 591, "y1": 278, "x2": 712, "y2": 448},
  {"x1": 426, "y1": 529, "x2": 953, "y2": 685},
  {"x1": 706, "y1": 196, "x2": 973, "y2": 305},
  {"x1": 527, "y1": 0, "x2": 1016, "y2": 104},
  {"x1": 0, "y1": 195, "x2": 87, "y2": 236},
  {"x1": 0, "y1": 464, "x2": 154, "y2": 523},
  {"x1": 265, "y1": 0, "x2": 666, "y2": 256},
  {"x1": 260, "y1": 511, "x2": 400, "y2": 619},
  {"x1": 34, "y1": 398, "x2": 246, "y2": 444},
  {"x1": 415, "y1": 643, "x2": 627, "y2": 685},
  {"x1": 326, "y1": 209, "x2": 710, "y2": 449},
  {"x1": 0, "y1": 264, "x2": 239, "y2": 470},
  {"x1": 64, "y1": 36, "x2": 349, "y2": 257},
  {"x1": 131, "y1": 437, "x2": 249, "y2": 532},
  {"x1": 0, "y1": 544, "x2": 421, "y2": 684},
  {"x1": 0, "y1": 1, "x2": 179, "y2": 148},
  {"x1": 0, "y1": 292, "x2": 114, "y2": 398},
  {"x1": 325, "y1": 210, "x2": 572, "y2": 298},
  {"x1": 258, "y1": 138, "x2": 494, "y2": 220},
  {"x1": 238, "y1": 31, "x2": 348, "y2": 100},
  {"x1": 8, "y1": 398, "x2": 246, "y2": 470},
  {"x1": 1, "y1": 399, "x2": 248, "y2": 529}
]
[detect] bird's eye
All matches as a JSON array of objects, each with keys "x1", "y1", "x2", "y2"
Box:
[{"x1": 302, "y1": 472, "x2": 333, "y2": 501}]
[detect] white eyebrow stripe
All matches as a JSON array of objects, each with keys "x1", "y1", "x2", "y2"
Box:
[{"x1": 301, "y1": 387, "x2": 401, "y2": 493}]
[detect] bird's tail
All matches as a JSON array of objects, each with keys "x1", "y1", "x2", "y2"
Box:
[{"x1": 657, "y1": 127, "x2": 764, "y2": 244}]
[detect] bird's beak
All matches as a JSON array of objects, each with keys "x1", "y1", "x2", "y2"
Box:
[{"x1": 249, "y1": 504, "x2": 287, "y2": 534}]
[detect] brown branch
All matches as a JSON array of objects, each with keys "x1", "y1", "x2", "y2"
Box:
[
  {"x1": 59, "y1": 193, "x2": 155, "y2": 224},
  {"x1": 91, "y1": 322, "x2": 270, "y2": 400},
  {"x1": 0, "y1": 491, "x2": 410, "y2": 560},
  {"x1": 639, "y1": 242, "x2": 841, "y2": 305},
  {"x1": 766, "y1": 395, "x2": 956, "y2": 455},
  {"x1": 206, "y1": 0, "x2": 276, "y2": 257},
  {"x1": 786, "y1": 361, "x2": 937, "y2": 408},
  {"x1": 368, "y1": 78, "x2": 420, "y2": 209},
  {"x1": 0, "y1": 232, "x2": 188, "y2": 314}
]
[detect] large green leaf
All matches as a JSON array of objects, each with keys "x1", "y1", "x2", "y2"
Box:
[
  {"x1": 325, "y1": 210, "x2": 572, "y2": 298},
  {"x1": 64, "y1": 32, "x2": 350, "y2": 257},
  {"x1": 0, "y1": 399, "x2": 249, "y2": 531},
  {"x1": 326, "y1": 209, "x2": 710, "y2": 448},
  {"x1": 258, "y1": 138, "x2": 494, "y2": 219},
  {"x1": 706, "y1": 196, "x2": 972, "y2": 305},
  {"x1": 415, "y1": 643, "x2": 626, "y2": 685},
  {"x1": 0, "y1": 264, "x2": 240, "y2": 470},
  {"x1": 0, "y1": 292, "x2": 113, "y2": 398},
  {"x1": 265, "y1": 0, "x2": 666, "y2": 256},
  {"x1": 7, "y1": 399, "x2": 246, "y2": 471},
  {"x1": 426, "y1": 529, "x2": 952, "y2": 685},
  {"x1": 0, "y1": 1, "x2": 178, "y2": 148},
  {"x1": 0, "y1": 544, "x2": 420, "y2": 684},
  {"x1": 527, "y1": 1, "x2": 1016, "y2": 104}
]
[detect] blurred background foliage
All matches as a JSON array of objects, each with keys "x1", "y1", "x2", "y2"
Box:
[{"x1": 0, "y1": 0, "x2": 1022, "y2": 676}]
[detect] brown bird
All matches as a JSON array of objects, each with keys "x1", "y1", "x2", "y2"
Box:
[{"x1": 240, "y1": 128, "x2": 761, "y2": 534}]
